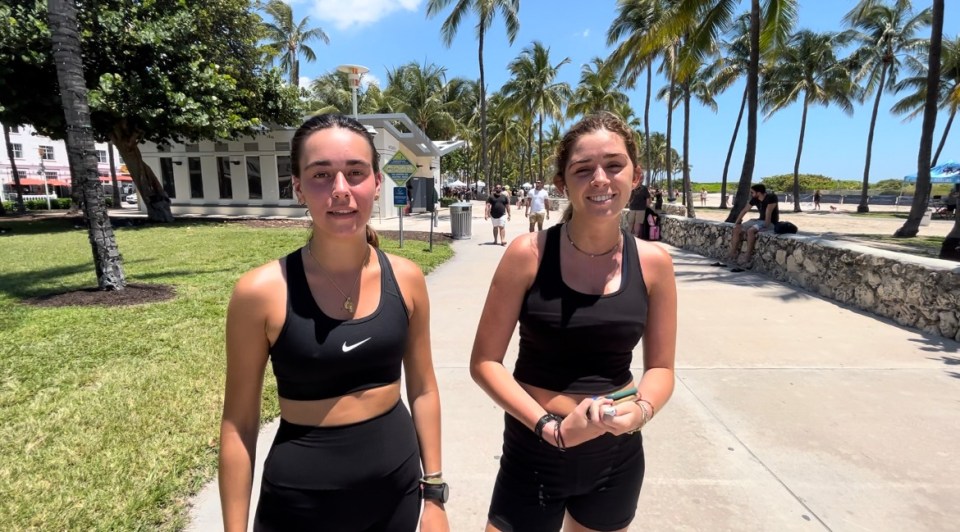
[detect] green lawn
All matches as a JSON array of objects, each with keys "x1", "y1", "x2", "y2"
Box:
[{"x1": 0, "y1": 218, "x2": 453, "y2": 530}]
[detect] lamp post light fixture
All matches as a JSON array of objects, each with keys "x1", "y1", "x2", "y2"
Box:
[{"x1": 336, "y1": 64, "x2": 369, "y2": 119}]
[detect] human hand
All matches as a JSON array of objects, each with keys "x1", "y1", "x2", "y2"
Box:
[
  {"x1": 598, "y1": 400, "x2": 645, "y2": 436},
  {"x1": 420, "y1": 500, "x2": 449, "y2": 532},
  {"x1": 555, "y1": 398, "x2": 610, "y2": 448}
]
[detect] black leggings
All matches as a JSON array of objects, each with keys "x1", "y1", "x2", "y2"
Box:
[
  {"x1": 488, "y1": 413, "x2": 645, "y2": 532},
  {"x1": 254, "y1": 401, "x2": 422, "y2": 532}
]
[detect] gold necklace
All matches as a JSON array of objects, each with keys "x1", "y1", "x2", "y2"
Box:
[
  {"x1": 564, "y1": 225, "x2": 621, "y2": 258},
  {"x1": 306, "y1": 242, "x2": 369, "y2": 313}
]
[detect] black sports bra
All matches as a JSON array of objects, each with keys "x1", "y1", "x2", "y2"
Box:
[
  {"x1": 268, "y1": 247, "x2": 409, "y2": 401},
  {"x1": 514, "y1": 224, "x2": 648, "y2": 394}
]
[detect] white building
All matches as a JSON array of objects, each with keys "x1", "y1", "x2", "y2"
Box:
[
  {"x1": 0, "y1": 123, "x2": 131, "y2": 200},
  {"x1": 136, "y1": 113, "x2": 463, "y2": 218}
]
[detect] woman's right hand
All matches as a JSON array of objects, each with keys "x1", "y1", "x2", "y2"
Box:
[{"x1": 553, "y1": 398, "x2": 610, "y2": 448}]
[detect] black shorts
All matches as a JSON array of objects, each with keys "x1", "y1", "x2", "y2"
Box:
[
  {"x1": 254, "y1": 401, "x2": 422, "y2": 532},
  {"x1": 488, "y1": 413, "x2": 645, "y2": 532}
]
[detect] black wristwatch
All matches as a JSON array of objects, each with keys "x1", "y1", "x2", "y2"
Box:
[{"x1": 420, "y1": 477, "x2": 449, "y2": 503}]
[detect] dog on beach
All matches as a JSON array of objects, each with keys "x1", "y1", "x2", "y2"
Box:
[{"x1": 829, "y1": 205, "x2": 837, "y2": 212}]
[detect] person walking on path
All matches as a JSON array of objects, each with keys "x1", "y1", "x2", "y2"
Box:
[
  {"x1": 625, "y1": 183, "x2": 650, "y2": 237},
  {"x1": 218, "y1": 114, "x2": 448, "y2": 532},
  {"x1": 525, "y1": 180, "x2": 551, "y2": 232},
  {"x1": 700, "y1": 188, "x2": 708, "y2": 207},
  {"x1": 470, "y1": 112, "x2": 678, "y2": 532},
  {"x1": 813, "y1": 189, "x2": 822, "y2": 211},
  {"x1": 485, "y1": 185, "x2": 511, "y2": 245}
]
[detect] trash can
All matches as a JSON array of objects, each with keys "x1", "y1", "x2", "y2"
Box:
[
  {"x1": 450, "y1": 202, "x2": 472, "y2": 239},
  {"x1": 920, "y1": 208, "x2": 933, "y2": 227}
]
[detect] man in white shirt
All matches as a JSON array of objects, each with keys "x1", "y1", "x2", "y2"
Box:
[{"x1": 524, "y1": 180, "x2": 550, "y2": 232}]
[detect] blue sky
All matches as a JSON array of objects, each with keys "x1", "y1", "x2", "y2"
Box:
[{"x1": 290, "y1": 0, "x2": 958, "y2": 183}]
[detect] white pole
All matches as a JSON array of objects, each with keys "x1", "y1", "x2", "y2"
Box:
[
  {"x1": 352, "y1": 88, "x2": 358, "y2": 119},
  {"x1": 38, "y1": 148, "x2": 51, "y2": 210}
]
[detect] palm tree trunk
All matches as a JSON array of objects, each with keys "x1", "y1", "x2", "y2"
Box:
[
  {"x1": 897, "y1": 0, "x2": 942, "y2": 241},
  {"x1": 644, "y1": 62, "x2": 653, "y2": 185},
  {"x1": 932, "y1": 106, "x2": 955, "y2": 166},
  {"x1": 682, "y1": 87, "x2": 695, "y2": 218},
  {"x1": 3, "y1": 125, "x2": 26, "y2": 214},
  {"x1": 792, "y1": 96, "x2": 810, "y2": 213},
  {"x1": 290, "y1": 45, "x2": 298, "y2": 86},
  {"x1": 538, "y1": 113, "x2": 544, "y2": 182},
  {"x1": 721, "y1": 86, "x2": 747, "y2": 210},
  {"x1": 479, "y1": 29, "x2": 489, "y2": 185},
  {"x1": 48, "y1": 0, "x2": 126, "y2": 289},
  {"x1": 665, "y1": 52, "x2": 676, "y2": 201},
  {"x1": 858, "y1": 64, "x2": 888, "y2": 213},
  {"x1": 727, "y1": 0, "x2": 760, "y2": 223}
]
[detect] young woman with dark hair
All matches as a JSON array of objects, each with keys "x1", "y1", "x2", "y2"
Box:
[
  {"x1": 471, "y1": 112, "x2": 678, "y2": 532},
  {"x1": 218, "y1": 114, "x2": 449, "y2": 532}
]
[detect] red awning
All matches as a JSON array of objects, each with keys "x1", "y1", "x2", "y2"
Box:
[
  {"x1": 10, "y1": 178, "x2": 47, "y2": 186},
  {"x1": 46, "y1": 179, "x2": 70, "y2": 186}
]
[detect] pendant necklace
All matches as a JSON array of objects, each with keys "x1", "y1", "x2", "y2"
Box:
[
  {"x1": 307, "y1": 242, "x2": 369, "y2": 313},
  {"x1": 564, "y1": 225, "x2": 621, "y2": 258}
]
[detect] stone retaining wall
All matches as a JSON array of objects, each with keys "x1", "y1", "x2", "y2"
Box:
[{"x1": 660, "y1": 215, "x2": 960, "y2": 341}]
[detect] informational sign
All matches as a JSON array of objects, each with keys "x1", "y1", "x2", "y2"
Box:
[
  {"x1": 393, "y1": 186, "x2": 408, "y2": 206},
  {"x1": 383, "y1": 151, "x2": 417, "y2": 185}
]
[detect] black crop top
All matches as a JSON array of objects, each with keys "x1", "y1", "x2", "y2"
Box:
[
  {"x1": 268, "y1": 247, "x2": 409, "y2": 401},
  {"x1": 515, "y1": 224, "x2": 648, "y2": 394}
]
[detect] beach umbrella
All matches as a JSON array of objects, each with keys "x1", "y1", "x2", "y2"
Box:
[
  {"x1": 447, "y1": 179, "x2": 467, "y2": 187},
  {"x1": 903, "y1": 161, "x2": 960, "y2": 183},
  {"x1": 521, "y1": 182, "x2": 532, "y2": 189}
]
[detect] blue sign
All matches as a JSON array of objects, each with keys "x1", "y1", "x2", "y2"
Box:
[{"x1": 393, "y1": 187, "x2": 408, "y2": 206}]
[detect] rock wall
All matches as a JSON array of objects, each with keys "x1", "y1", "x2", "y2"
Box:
[{"x1": 659, "y1": 215, "x2": 960, "y2": 342}]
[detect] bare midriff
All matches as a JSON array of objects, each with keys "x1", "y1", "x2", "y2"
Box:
[
  {"x1": 277, "y1": 381, "x2": 401, "y2": 427},
  {"x1": 520, "y1": 381, "x2": 636, "y2": 418}
]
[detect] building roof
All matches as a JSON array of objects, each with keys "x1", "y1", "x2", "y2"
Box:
[{"x1": 357, "y1": 114, "x2": 464, "y2": 157}]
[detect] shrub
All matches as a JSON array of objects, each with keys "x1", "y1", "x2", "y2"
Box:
[{"x1": 440, "y1": 196, "x2": 458, "y2": 207}]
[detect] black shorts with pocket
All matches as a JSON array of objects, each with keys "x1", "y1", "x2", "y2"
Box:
[{"x1": 488, "y1": 412, "x2": 645, "y2": 532}]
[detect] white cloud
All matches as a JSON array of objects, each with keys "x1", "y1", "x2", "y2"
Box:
[
  {"x1": 582, "y1": 29, "x2": 590, "y2": 38},
  {"x1": 362, "y1": 74, "x2": 381, "y2": 88},
  {"x1": 310, "y1": 0, "x2": 422, "y2": 30},
  {"x1": 299, "y1": 76, "x2": 313, "y2": 89}
]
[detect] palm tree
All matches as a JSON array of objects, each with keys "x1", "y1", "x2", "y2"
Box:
[
  {"x1": 843, "y1": 0, "x2": 931, "y2": 213},
  {"x1": 892, "y1": 35, "x2": 960, "y2": 166},
  {"x1": 47, "y1": 0, "x2": 126, "y2": 289},
  {"x1": 607, "y1": 0, "x2": 670, "y2": 187},
  {"x1": 895, "y1": 0, "x2": 951, "y2": 254},
  {"x1": 261, "y1": 0, "x2": 329, "y2": 86},
  {"x1": 509, "y1": 42, "x2": 571, "y2": 181},
  {"x1": 678, "y1": 52, "x2": 721, "y2": 218},
  {"x1": 568, "y1": 57, "x2": 630, "y2": 119},
  {"x1": 712, "y1": 13, "x2": 751, "y2": 209},
  {"x1": 762, "y1": 30, "x2": 859, "y2": 212},
  {"x1": 2, "y1": 123, "x2": 26, "y2": 214},
  {"x1": 385, "y1": 61, "x2": 463, "y2": 139},
  {"x1": 427, "y1": 0, "x2": 520, "y2": 184}
]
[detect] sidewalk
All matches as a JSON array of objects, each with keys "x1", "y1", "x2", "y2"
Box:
[{"x1": 187, "y1": 205, "x2": 960, "y2": 531}]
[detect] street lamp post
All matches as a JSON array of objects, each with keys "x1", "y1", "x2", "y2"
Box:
[
  {"x1": 336, "y1": 64, "x2": 369, "y2": 119},
  {"x1": 38, "y1": 147, "x2": 51, "y2": 210}
]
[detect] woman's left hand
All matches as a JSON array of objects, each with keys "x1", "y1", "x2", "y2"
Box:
[
  {"x1": 420, "y1": 500, "x2": 450, "y2": 532},
  {"x1": 599, "y1": 400, "x2": 645, "y2": 435}
]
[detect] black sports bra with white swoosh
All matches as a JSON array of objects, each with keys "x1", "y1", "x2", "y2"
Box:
[{"x1": 268, "y1": 247, "x2": 409, "y2": 401}]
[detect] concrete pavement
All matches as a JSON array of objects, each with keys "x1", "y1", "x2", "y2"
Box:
[{"x1": 187, "y1": 203, "x2": 960, "y2": 531}]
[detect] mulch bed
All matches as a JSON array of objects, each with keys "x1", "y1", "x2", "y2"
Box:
[{"x1": 24, "y1": 283, "x2": 176, "y2": 308}]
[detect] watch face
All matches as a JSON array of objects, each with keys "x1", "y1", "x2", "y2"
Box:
[{"x1": 421, "y1": 481, "x2": 449, "y2": 503}]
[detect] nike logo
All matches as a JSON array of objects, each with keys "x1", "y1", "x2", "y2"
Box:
[{"x1": 342, "y1": 337, "x2": 372, "y2": 353}]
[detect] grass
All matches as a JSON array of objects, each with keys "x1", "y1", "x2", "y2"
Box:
[{"x1": 0, "y1": 218, "x2": 453, "y2": 531}]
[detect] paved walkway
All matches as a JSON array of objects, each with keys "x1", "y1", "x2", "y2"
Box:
[{"x1": 187, "y1": 204, "x2": 960, "y2": 531}]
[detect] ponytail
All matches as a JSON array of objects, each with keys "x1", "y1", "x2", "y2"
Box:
[{"x1": 365, "y1": 225, "x2": 380, "y2": 248}]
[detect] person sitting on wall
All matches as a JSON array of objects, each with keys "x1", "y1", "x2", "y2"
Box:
[{"x1": 711, "y1": 184, "x2": 779, "y2": 272}]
